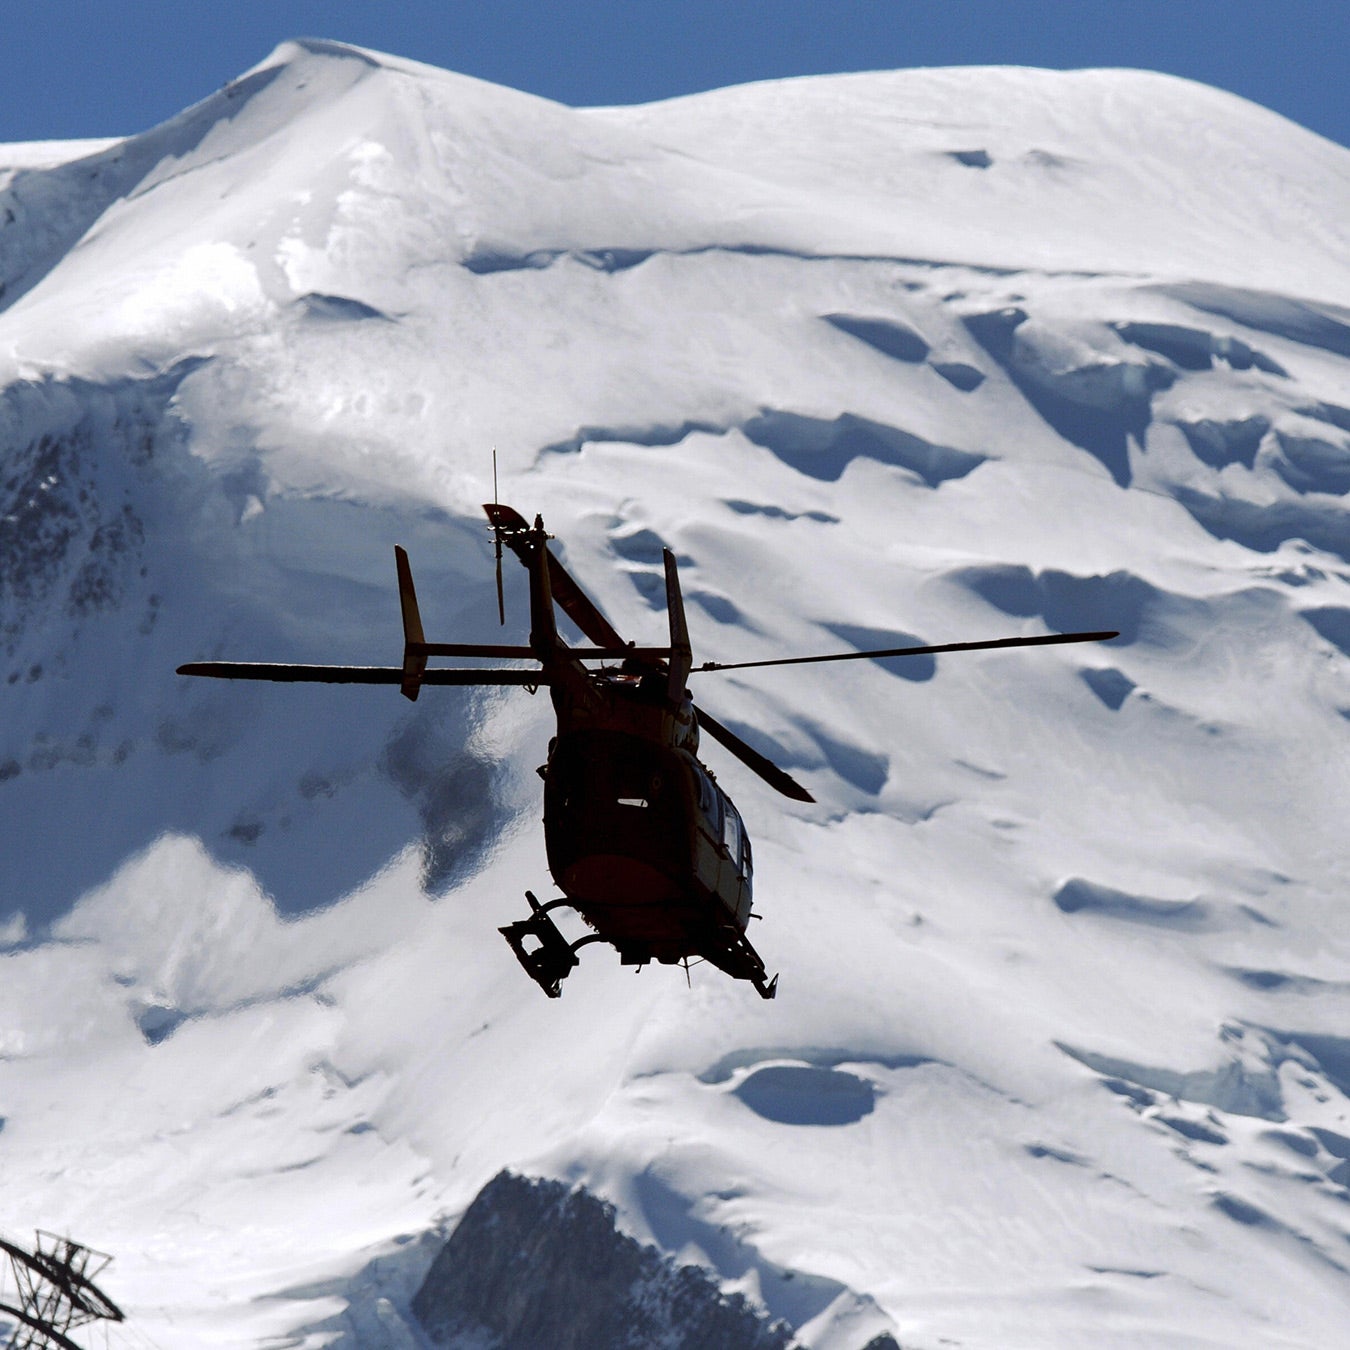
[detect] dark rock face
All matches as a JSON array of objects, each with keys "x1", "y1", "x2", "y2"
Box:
[
  {"x1": 412, "y1": 1172, "x2": 796, "y2": 1350},
  {"x1": 0, "y1": 370, "x2": 183, "y2": 657}
]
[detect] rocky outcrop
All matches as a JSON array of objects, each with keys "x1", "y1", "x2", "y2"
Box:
[{"x1": 411, "y1": 1171, "x2": 796, "y2": 1350}]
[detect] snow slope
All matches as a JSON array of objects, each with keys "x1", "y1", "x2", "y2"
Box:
[{"x1": 2, "y1": 37, "x2": 1350, "y2": 1349}]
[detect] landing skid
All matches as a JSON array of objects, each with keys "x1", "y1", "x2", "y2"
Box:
[
  {"x1": 716, "y1": 924, "x2": 779, "y2": 1000},
  {"x1": 500, "y1": 891, "x2": 778, "y2": 1000},
  {"x1": 499, "y1": 891, "x2": 604, "y2": 998}
]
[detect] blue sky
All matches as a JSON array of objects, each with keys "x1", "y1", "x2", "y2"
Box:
[{"x1": 6, "y1": 1, "x2": 1348, "y2": 148}]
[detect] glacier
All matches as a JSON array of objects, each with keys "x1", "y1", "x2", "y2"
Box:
[{"x1": 1, "y1": 36, "x2": 1350, "y2": 1349}]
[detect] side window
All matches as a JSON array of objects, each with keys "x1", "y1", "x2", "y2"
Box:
[
  {"x1": 696, "y1": 769, "x2": 720, "y2": 834},
  {"x1": 722, "y1": 801, "x2": 742, "y2": 863}
]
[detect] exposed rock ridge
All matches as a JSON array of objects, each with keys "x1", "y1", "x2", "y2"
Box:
[{"x1": 411, "y1": 1171, "x2": 797, "y2": 1350}]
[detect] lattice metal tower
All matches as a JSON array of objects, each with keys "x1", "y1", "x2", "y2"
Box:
[{"x1": 0, "y1": 1232, "x2": 124, "y2": 1350}]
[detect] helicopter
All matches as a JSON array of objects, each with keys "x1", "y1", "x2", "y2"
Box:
[{"x1": 179, "y1": 503, "x2": 1117, "y2": 1000}]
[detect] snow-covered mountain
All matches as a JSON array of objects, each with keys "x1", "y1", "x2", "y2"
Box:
[{"x1": 3, "y1": 36, "x2": 1350, "y2": 1349}]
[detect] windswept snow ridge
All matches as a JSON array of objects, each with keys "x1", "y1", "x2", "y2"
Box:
[{"x1": 1, "y1": 37, "x2": 1349, "y2": 1350}]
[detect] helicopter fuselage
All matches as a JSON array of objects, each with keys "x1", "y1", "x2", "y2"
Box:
[{"x1": 541, "y1": 674, "x2": 756, "y2": 980}]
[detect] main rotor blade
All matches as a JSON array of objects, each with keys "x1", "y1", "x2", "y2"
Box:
[
  {"x1": 694, "y1": 629, "x2": 1119, "y2": 674},
  {"x1": 543, "y1": 549, "x2": 628, "y2": 649},
  {"x1": 695, "y1": 705, "x2": 815, "y2": 803},
  {"x1": 177, "y1": 662, "x2": 547, "y2": 686}
]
